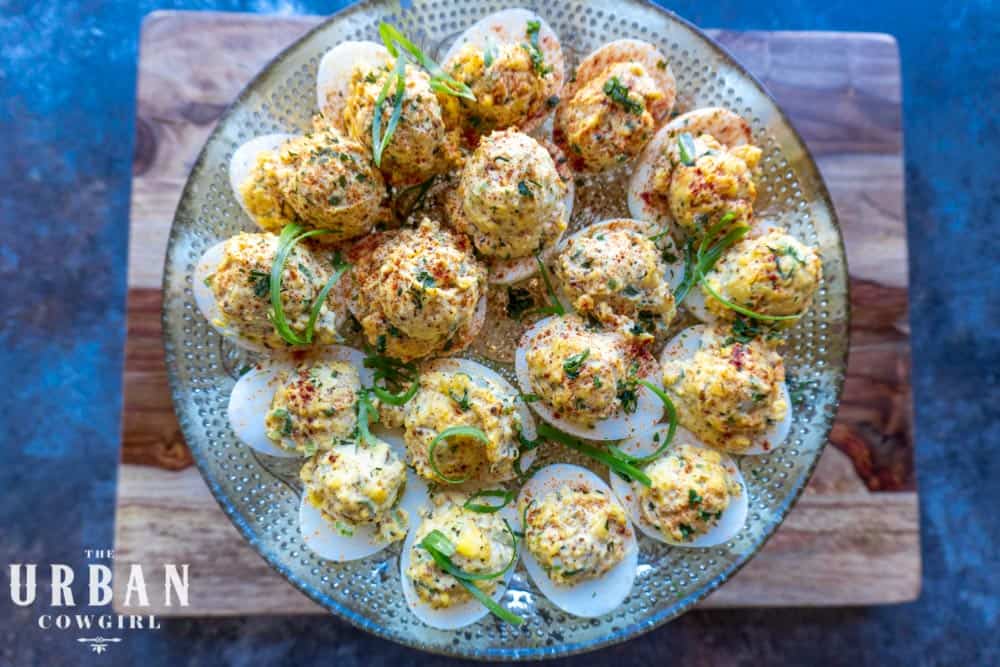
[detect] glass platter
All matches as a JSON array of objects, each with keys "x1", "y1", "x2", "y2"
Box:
[{"x1": 161, "y1": 0, "x2": 849, "y2": 658}]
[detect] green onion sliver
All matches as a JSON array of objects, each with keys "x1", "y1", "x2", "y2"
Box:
[
  {"x1": 428, "y1": 425, "x2": 490, "y2": 484},
  {"x1": 372, "y1": 53, "x2": 407, "y2": 167},
  {"x1": 609, "y1": 380, "x2": 678, "y2": 466},
  {"x1": 536, "y1": 423, "x2": 651, "y2": 487},
  {"x1": 677, "y1": 132, "x2": 697, "y2": 166},
  {"x1": 673, "y1": 213, "x2": 744, "y2": 305},
  {"x1": 420, "y1": 520, "x2": 519, "y2": 581},
  {"x1": 463, "y1": 489, "x2": 514, "y2": 514},
  {"x1": 696, "y1": 266, "x2": 804, "y2": 322},
  {"x1": 371, "y1": 378, "x2": 420, "y2": 406},
  {"x1": 532, "y1": 253, "x2": 565, "y2": 316},
  {"x1": 270, "y1": 224, "x2": 350, "y2": 346},
  {"x1": 421, "y1": 528, "x2": 456, "y2": 557},
  {"x1": 419, "y1": 522, "x2": 523, "y2": 626},
  {"x1": 354, "y1": 389, "x2": 380, "y2": 446},
  {"x1": 378, "y1": 23, "x2": 475, "y2": 101}
]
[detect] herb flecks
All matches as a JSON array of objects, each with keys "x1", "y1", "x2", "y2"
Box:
[
  {"x1": 522, "y1": 20, "x2": 551, "y2": 76},
  {"x1": 603, "y1": 77, "x2": 643, "y2": 115},
  {"x1": 562, "y1": 349, "x2": 590, "y2": 379}
]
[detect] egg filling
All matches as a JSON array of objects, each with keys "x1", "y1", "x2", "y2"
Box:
[
  {"x1": 556, "y1": 61, "x2": 665, "y2": 171},
  {"x1": 655, "y1": 134, "x2": 762, "y2": 236},
  {"x1": 662, "y1": 328, "x2": 787, "y2": 453},
  {"x1": 555, "y1": 221, "x2": 677, "y2": 331},
  {"x1": 524, "y1": 315, "x2": 637, "y2": 426},
  {"x1": 523, "y1": 484, "x2": 630, "y2": 586},
  {"x1": 338, "y1": 62, "x2": 457, "y2": 187},
  {"x1": 348, "y1": 218, "x2": 486, "y2": 361},
  {"x1": 443, "y1": 41, "x2": 553, "y2": 136},
  {"x1": 449, "y1": 129, "x2": 567, "y2": 260},
  {"x1": 240, "y1": 129, "x2": 387, "y2": 239},
  {"x1": 300, "y1": 440, "x2": 408, "y2": 543},
  {"x1": 638, "y1": 443, "x2": 741, "y2": 542},
  {"x1": 206, "y1": 232, "x2": 341, "y2": 349},
  {"x1": 396, "y1": 369, "x2": 523, "y2": 482},
  {"x1": 263, "y1": 361, "x2": 360, "y2": 455},
  {"x1": 406, "y1": 495, "x2": 515, "y2": 608},
  {"x1": 702, "y1": 227, "x2": 822, "y2": 320}
]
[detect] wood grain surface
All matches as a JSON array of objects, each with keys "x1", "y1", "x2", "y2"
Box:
[{"x1": 114, "y1": 11, "x2": 919, "y2": 614}]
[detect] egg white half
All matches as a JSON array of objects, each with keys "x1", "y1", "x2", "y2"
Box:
[
  {"x1": 565, "y1": 39, "x2": 674, "y2": 123},
  {"x1": 299, "y1": 432, "x2": 430, "y2": 562},
  {"x1": 553, "y1": 218, "x2": 685, "y2": 313},
  {"x1": 679, "y1": 219, "x2": 786, "y2": 324},
  {"x1": 660, "y1": 324, "x2": 792, "y2": 455},
  {"x1": 485, "y1": 143, "x2": 575, "y2": 285},
  {"x1": 609, "y1": 424, "x2": 749, "y2": 547},
  {"x1": 441, "y1": 8, "x2": 564, "y2": 132},
  {"x1": 316, "y1": 40, "x2": 392, "y2": 119},
  {"x1": 628, "y1": 107, "x2": 752, "y2": 227},
  {"x1": 399, "y1": 501, "x2": 520, "y2": 630},
  {"x1": 229, "y1": 133, "x2": 297, "y2": 223},
  {"x1": 518, "y1": 464, "x2": 637, "y2": 617},
  {"x1": 514, "y1": 316, "x2": 663, "y2": 440},
  {"x1": 227, "y1": 345, "x2": 372, "y2": 457},
  {"x1": 192, "y1": 241, "x2": 269, "y2": 353}
]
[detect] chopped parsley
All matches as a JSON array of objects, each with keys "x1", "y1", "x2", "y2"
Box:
[
  {"x1": 617, "y1": 363, "x2": 641, "y2": 414},
  {"x1": 770, "y1": 244, "x2": 807, "y2": 279},
  {"x1": 562, "y1": 349, "x2": 590, "y2": 378},
  {"x1": 517, "y1": 180, "x2": 533, "y2": 198},
  {"x1": 726, "y1": 316, "x2": 762, "y2": 344},
  {"x1": 448, "y1": 388, "x2": 471, "y2": 411},
  {"x1": 603, "y1": 76, "x2": 643, "y2": 115},
  {"x1": 248, "y1": 269, "x2": 270, "y2": 299},
  {"x1": 416, "y1": 269, "x2": 436, "y2": 288},
  {"x1": 688, "y1": 489, "x2": 702, "y2": 506}
]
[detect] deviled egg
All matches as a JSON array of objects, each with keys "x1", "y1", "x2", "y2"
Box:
[
  {"x1": 514, "y1": 315, "x2": 662, "y2": 440},
  {"x1": 386, "y1": 357, "x2": 537, "y2": 484},
  {"x1": 401, "y1": 490, "x2": 520, "y2": 629},
  {"x1": 446, "y1": 129, "x2": 573, "y2": 283},
  {"x1": 629, "y1": 107, "x2": 758, "y2": 234},
  {"x1": 684, "y1": 225, "x2": 823, "y2": 324},
  {"x1": 345, "y1": 217, "x2": 487, "y2": 361},
  {"x1": 554, "y1": 40, "x2": 675, "y2": 172},
  {"x1": 229, "y1": 127, "x2": 388, "y2": 240},
  {"x1": 553, "y1": 218, "x2": 683, "y2": 333},
  {"x1": 227, "y1": 346, "x2": 370, "y2": 458},
  {"x1": 609, "y1": 425, "x2": 748, "y2": 546},
  {"x1": 299, "y1": 431, "x2": 430, "y2": 561},
  {"x1": 316, "y1": 41, "x2": 458, "y2": 187},
  {"x1": 441, "y1": 8, "x2": 565, "y2": 137},
  {"x1": 660, "y1": 325, "x2": 791, "y2": 454},
  {"x1": 193, "y1": 232, "x2": 348, "y2": 351},
  {"x1": 518, "y1": 464, "x2": 637, "y2": 617}
]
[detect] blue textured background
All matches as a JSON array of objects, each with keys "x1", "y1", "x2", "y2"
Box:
[{"x1": 1, "y1": 1, "x2": 998, "y2": 664}]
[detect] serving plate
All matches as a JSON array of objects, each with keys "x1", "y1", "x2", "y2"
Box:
[{"x1": 161, "y1": 0, "x2": 849, "y2": 658}]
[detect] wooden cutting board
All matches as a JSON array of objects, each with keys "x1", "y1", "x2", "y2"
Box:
[{"x1": 114, "y1": 11, "x2": 919, "y2": 614}]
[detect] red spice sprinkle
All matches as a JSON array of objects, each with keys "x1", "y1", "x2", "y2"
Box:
[{"x1": 730, "y1": 343, "x2": 746, "y2": 370}]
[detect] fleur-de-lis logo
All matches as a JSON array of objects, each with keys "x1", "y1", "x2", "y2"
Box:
[{"x1": 77, "y1": 637, "x2": 122, "y2": 655}]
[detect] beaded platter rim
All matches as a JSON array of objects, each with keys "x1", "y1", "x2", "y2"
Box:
[{"x1": 161, "y1": 0, "x2": 850, "y2": 659}]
